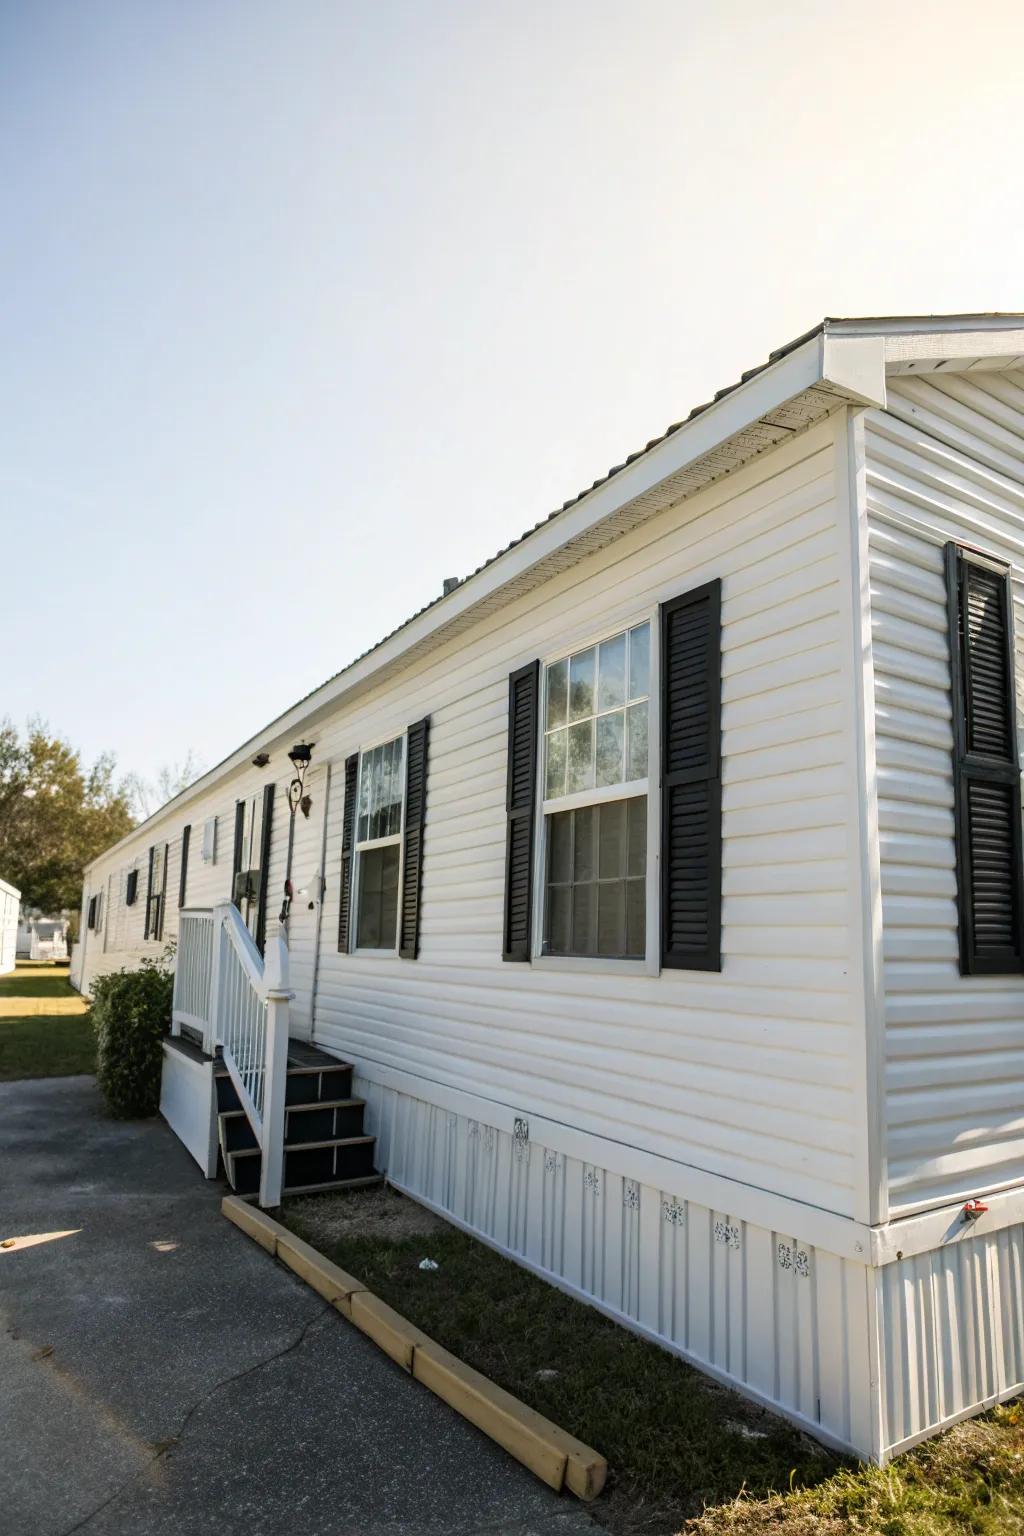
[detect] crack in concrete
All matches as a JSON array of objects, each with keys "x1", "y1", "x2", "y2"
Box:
[{"x1": 57, "y1": 1304, "x2": 332, "y2": 1536}]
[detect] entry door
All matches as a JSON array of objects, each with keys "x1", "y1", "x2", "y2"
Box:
[{"x1": 232, "y1": 786, "x2": 274, "y2": 952}]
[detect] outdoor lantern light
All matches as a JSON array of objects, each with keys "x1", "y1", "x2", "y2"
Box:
[{"x1": 280, "y1": 743, "x2": 315, "y2": 925}]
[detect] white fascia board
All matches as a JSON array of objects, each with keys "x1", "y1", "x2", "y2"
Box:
[
  {"x1": 884, "y1": 329, "x2": 1024, "y2": 366},
  {"x1": 89, "y1": 330, "x2": 887, "y2": 869}
]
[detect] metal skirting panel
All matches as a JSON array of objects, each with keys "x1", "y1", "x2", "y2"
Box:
[
  {"x1": 878, "y1": 1222, "x2": 1024, "y2": 1456},
  {"x1": 356, "y1": 1075, "x2": 876, "y2": 1456}
]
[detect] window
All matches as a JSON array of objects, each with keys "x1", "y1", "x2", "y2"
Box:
[
  {"x1": 540, "y1": 623, "x2": 650, "y2": 958},
  {"x1": 145, "y1": 843, "x2": 167, "y2": 941},
  {"x1": 353, "y1": 736, "x2": 406, "y2": 950},
  {"x1": 201, "y1": 816, "x2": 217, "y2": 863},
  {"x1": 125, "y1": 869, "x2": 138, "y2": 906},
  {"x1": 94, "y1": 891, "x2": 104, "y2": 931},
  {"x1": 86, "y1": 895, "x2": 97, "y2": 931}
]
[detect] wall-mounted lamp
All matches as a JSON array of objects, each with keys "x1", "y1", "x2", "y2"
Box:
[{"x1": 280, "y1": 743, "x2": 315, "y2": 925}]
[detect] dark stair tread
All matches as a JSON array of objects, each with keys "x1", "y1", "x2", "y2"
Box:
[
  {"x1": 229, "y1": 1135, "x2": 375, "y2": 1161},
  {"x1": 283, "y1": 1174, "x2": 383, "y2": 1196},
  {"x1": 286, "y1": 1097, "x2": 365, "y2": 1113},
  {"x1": 219, "y1": 1098, "x2": 365, "y2": 1122}
]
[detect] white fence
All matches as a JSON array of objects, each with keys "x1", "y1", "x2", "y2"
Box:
[{"x1": 172, "y1": 903, "x2": 292, "y2": 1207}]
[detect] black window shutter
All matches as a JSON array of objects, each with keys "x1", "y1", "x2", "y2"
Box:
[
  {"x1": 156, "y1": 843, "x2": 168, "y2": 941},
  {"x1": 126, "y1": 869, "x2": 138, "y2": 907},
  {"x1": 338, "y1": 753, "x2": 359, "y2": 952},
  {"x1": 144, "y1": 846, "x2": 155, "y2": 939},
  {"x1": 661, "y1": 578, "x2": 723, "y2": 971},
  {"x1": 400, "y1": 717, "x2": 430, "y2": 959},
  {"x1": 254, "y1": 785, "x2": 274, "y2": 956},
  {"x1": 502, "y1": 660, "x2": 540, "y2": 961},
  {"x1": 179, "y1": 825, "x2": 191, "y2": 909},
  {"x1": 231, "y1": 801, "x2": 245, "y2": 909},
  {"x1": 945, "y1": 543, "x2": 1024, "y2": 974}
]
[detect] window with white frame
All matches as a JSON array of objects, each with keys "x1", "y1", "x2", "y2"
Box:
[
  {"x1": 353, "y1": 735, "x2": 406, "y2": 950},
  {"x1": 541, "y1": 622, "x2": 651, "y2": 959}
]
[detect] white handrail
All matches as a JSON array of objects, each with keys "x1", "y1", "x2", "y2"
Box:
[{"x1": 173, "y1": 901, "x2": 292, "y2": 1207}]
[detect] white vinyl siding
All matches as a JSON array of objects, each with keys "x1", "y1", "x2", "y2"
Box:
[
  {"x1": 311, "y1": 417, "x2": 864, "y2": 1217},
  {"x1": 76, "y1": 412, "x2": 864, "y2": 1217},
  {"x1": 865, "y1": 368, "x2": 1024, "y2": 1216}
]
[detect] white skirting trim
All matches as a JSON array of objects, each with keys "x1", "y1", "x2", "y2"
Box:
[{"x1": 160, "y1": 1041, "x2": 218, "y2": 1177}]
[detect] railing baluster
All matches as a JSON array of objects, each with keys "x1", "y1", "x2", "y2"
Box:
[{"x1": 175, "y1": 903, "x2": 290, "y2": 1205}]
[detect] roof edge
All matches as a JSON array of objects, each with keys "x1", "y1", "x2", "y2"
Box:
[{"x1": 87, "y1": 313, "x2": 1024, "y2": 871}]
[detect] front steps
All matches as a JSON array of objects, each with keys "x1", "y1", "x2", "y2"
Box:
[{"x1": 215, "y1": 1038, "x2": 381, "y2": 1201}]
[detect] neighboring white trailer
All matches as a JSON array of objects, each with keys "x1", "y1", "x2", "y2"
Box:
[
  {"x1": 71, "y1": 315, "x2": 1024, "y2": 1462},
  {"x1": 0, "y1": 879, "x2": 20, "y2": 975},
  {"x1": 16, "y1": 917, "x2": 69, "y2": 961}
]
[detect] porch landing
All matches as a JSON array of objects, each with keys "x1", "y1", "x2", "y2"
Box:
[{"x1": 0, "y1": 1074, "x2": 596, "y2": 1535}]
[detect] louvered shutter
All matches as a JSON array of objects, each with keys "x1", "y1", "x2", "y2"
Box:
[
  {"x1": 502, "y1": 660, "x2": 540, "y2": 961},
  {"x1": 179, "y1": 825, "x2": 191, "y2": 909},
  {"x1": 400, "y1": 717, "x2": 430, "y2": 959},
  {"x1": 254, "y1": 785, "x2": 274, "y2": 956},
  {"x1": 155, "y1": 843, "x2": 168, "y2": 940},
  {"x1": 231, "y1": 801, "x2": 245, "y2": 909},
  {"x1": 660, "y1": 579, "x2": 722, "y2": 971},
  {"x1": 144, "y1": 846, "x2": 155, "y2": 939},
  {"x1": 338, "y1": 753, "x2": 359, "y2": 952},
  {"x1": 946, "y1": 544, "x2": 1024, "y2": 974}
]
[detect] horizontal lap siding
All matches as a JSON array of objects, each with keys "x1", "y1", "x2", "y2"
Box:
[
  {"x1": 78, "y1": 763, "x2": 294, "y2": 993},
  {"x1": 866, "y1": 371, "x2": 1024, "y2": 1215},
  {"x1": 313, "y1": 418, "x2": 863, "y2": 1217}
]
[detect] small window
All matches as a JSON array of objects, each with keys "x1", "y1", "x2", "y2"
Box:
[
  {"x1": 353, "y1": 735, "x2": 406, "y2": 951},
  {"x1": 125, "y1": 869, "x2": 138, "y2": 906},
  {"x1": 87, "y1": 895, "x2": 97, "y2": 931},
  {"x1": 201, "y1": 816, "x2": 217, "y2": 863},
  {"x1": 94, "y1": 891, "x2": 104, "y2": 932},
  {"x1": 541, "y1": 623, "x2": 650, "y2": 958}
]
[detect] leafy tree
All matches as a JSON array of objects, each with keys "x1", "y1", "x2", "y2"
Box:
[
  {"x1": 124, "y1": 749, "x2": 205, "y2": 822},
  {"x1": 0, "y1": 718, "x2": 137, "y2": 915}
]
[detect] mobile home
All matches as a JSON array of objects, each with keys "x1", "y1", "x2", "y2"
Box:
[
  {"x1": 79, "y1": 315, "x2": 1024, "y2": 1463},
  {"x1": 0, "y1": 879, "x2": 19, "y2": 975}
]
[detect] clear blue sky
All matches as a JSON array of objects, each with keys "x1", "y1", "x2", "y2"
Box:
[{"x1": 3, "y1": 0, "x2": 1023, "y2": 793}]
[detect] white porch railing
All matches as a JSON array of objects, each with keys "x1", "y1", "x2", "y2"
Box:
[{"x1": 172, "y1": 903, "x2": 292, "y2": 1208}]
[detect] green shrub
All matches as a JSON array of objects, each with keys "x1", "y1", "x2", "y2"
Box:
[{"x1": 92, "y1": 956, "x2": 173, "y2": 1118}]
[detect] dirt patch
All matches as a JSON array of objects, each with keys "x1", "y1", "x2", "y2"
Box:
[{"x1": 284, "y1": 1184, "x2": 448, "y2": 1248}]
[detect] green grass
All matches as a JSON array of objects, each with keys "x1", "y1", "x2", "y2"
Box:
[
  {"x1": 0, "y1": 963, "x2": 74, "y2": 999},
  {"x1": 0, "y1": 964, "x2": 94, "y2": 1080},
  {"x1": 688, "y1": 1403, "x2": 1024, "y2": 1535},
  {"x1": 282, "y1": 1190, "x2": 1024, "y2": 1536},
  {"x1": 281, "y1": 1191, "x2": 840, "y2": 1534},
  {"x1": 0, "y1": 1012, "x2": 96, "y2": 1080}
]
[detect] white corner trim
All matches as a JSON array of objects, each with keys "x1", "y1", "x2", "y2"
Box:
[{"x1": 835, "y1": 407, "x2": 889, "y2": 1228}]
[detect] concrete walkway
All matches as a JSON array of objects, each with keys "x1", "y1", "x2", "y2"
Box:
[{"x1": 0, "y1": 1076, "x2": 597, "y2": 1536}]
